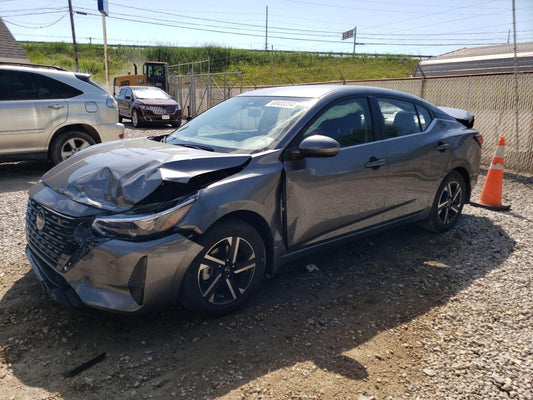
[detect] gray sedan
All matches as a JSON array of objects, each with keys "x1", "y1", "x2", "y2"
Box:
[{"x1": 26, "y1": 85, "x2": 482, "y2": 316}]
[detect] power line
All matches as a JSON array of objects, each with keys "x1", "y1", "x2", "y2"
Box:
[
  {"x1": 71, "y1": 5, "x2": 527, "y2": 44},
  {"x1": 2, "y1": 10, "x2": 67, "y2": 17},
  {"x1": 4, "y1": 1, "x2": 531, "y2": 53},
  {"x1": 3, "y1": 13, "x2": 68, "y2": 29}
]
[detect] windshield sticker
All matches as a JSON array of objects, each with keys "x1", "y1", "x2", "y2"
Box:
[{"x1": 265, "y1": 100, "x2": 300, "y2": 109}]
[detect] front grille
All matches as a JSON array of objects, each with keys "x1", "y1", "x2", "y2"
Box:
[
  {"x1": 26, "y1": 199, "x2": 84, "y2": 269},
  {"x1": 146, "y1": 105, "x2": 177, "y2": 115}
]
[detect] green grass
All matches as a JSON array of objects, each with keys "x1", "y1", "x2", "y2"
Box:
[{"x1": 21, "y1": 42, "x2": 420, "y2": 87}]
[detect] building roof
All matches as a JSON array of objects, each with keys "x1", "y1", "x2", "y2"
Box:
[
  {"x1": 431, "y1": 42, "x2": 533, "y2": 60},
  {"x1": 415, "y1": 42, "x2": 533, "y2": 77},
  {"x1": 0, "y1": 17, "x2": 30, "y2": 63}
]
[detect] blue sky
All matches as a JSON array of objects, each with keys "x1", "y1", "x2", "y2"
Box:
[{"x1": 2, "y1": 0, "x2": 532, "y2": 56}]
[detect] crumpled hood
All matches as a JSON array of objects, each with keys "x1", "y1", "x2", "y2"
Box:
[{"x1": 41, "y1": 138, "x2": 251, "y2": 212}]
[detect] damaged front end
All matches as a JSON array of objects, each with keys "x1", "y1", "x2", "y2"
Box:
[{"x1": 25, "y1": 138, "x2": 251, "y2": 313}]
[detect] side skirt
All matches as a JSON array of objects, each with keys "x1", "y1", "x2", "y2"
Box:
[{"x1": 277, "y1": 210, "x2": 425, "y2": 267}]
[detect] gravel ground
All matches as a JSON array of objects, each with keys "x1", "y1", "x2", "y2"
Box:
[{"x1": 0, "y1": 125, "x2": 531, "y2": 400}]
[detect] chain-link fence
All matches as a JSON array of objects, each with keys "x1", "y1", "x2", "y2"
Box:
[{"x1": 170, "y1": 72, "x2": 243, "y2": 119}]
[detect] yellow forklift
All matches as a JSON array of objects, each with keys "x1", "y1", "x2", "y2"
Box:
[{"x1": 113, "y1": 61, "x2": 169, "y2": 95}]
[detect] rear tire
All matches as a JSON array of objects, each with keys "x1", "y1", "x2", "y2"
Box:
[
  {"x1": 421, "y1": 171, "x2": 466, "y2": 233},
  {"x1": 180, "y1": 220, "x2": 265, "y2": 317},
  {"x1": 50, "y1": 130, "x2": 95, "y2": 165}
]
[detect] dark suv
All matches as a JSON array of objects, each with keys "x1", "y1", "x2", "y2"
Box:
[
  {"x1": 115, "y1": 86, "x2": 182, "y2": 128},
  {"x1": 0, "y1": 63, "x2": 124, "y2": 165}
]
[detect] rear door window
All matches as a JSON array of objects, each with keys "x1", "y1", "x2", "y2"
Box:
[
  {"x1": 415, "y1": 104, "x2": 432, "y2": 131},
  {"x1": 33, "y1": 73, "x2": 83, "y2": 99},
  {"x1": 377, "y1": 98, "x2": 432, "y2": 138}
]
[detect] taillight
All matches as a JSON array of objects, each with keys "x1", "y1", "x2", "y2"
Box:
[
  {"x1": 474, "y1": 133, "x2": 483, "y2": 147},
  {"x1": 106, "y1": 95, "x2": 118, "y2": 109}
]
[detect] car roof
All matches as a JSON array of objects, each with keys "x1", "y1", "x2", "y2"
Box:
[
  {"x1": 0, "y1": 63, "x2": 86, "y2": 77},
  {"x1": 238, "y1": 84, "x2": 420, "y2": 100},
  {"x1": 0, "y1": 64, "x2": 97, "y2": 90},
  {"x1": 123, "y1": 86, "x2": 164, "y2": 90}
]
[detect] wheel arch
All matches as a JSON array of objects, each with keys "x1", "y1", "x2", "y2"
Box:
[
  {"x1": 47, "y1": 124, "x2": 102, "y2": 163},
  {"x1": 203, "y1": 210, "x2": 275, "y2": 278},
  {"x1": 48, "y1": 124, "x2": 101, "y2": 154}
]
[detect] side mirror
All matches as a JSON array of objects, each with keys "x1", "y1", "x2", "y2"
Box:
[
  {"x1": 298, "y1": 134, "x2": 340, "y2": 158},
  {"x1": 125, "y1": 95, "x2": 132, "y2": 100}
]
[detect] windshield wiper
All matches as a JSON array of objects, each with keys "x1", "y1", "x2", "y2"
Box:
[{"x1": 173, "y1": 142, "x2": 215, "y2": 152}]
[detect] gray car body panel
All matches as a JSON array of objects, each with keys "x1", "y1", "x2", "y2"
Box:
[
  {"x1": 25, "y1": 85, "x2": 482, "y2": 313},
  {"x1": 61, "y1": 233, "x2": 203, "y2": 312}
]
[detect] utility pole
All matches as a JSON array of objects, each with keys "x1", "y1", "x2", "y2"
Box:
[
  {"x1": 67, "y1": 0, "x2": 79, "y2": 71},
  {"x1": 265, "y1": 6, "x2": 268, "y2": 51},
  {"x1": 512, "y1": 0, "x2": 520, "y2": 173},
  {"x1": 270, "y1": 45, "x2": 274, "y2": 86},
  {"x1": 101, "y1": 11, "x2": 109, "y2": 92},
  {"x1": 353, "y1": 26, "x2": 357, "y2": 54}
]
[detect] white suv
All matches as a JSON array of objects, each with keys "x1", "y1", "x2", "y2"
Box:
[{"x1": 0, "y1": 63, "x2": 124, "y2": 165}]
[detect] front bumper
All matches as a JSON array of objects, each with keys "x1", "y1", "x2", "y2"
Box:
[
  {"x1": 138, "y1": 109, "x2": 182, "y2": 124},
  {"x1": 26, "y1": 231, "x2": 203, "y2": 313}
]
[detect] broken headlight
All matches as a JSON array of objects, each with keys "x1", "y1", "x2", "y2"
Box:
[{"x1": 92, "y1": 196, "x2": 196, "y2": 239}]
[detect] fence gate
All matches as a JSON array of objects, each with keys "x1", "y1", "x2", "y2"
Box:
[{"x1": 168, "y1": 62, "x2": 243, "y2": 119}]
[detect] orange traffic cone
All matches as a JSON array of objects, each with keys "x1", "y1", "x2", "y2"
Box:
[{"x1": 471, "y1": 137, "x2": 511, "y2": 211}]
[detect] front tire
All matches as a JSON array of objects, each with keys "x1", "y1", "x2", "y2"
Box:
[
  {"x1": 50, "y1": 130, "x2": 95, "y2": 165},
  {"x1": 180, "y1": 220, "x2": 266, "y2": 316},
  {"x1": 421, "y1": 171, "x2": 466, "y2": 233},
  {"x1": 131, "y1": 109, "x2": 142, "y2": 128}
]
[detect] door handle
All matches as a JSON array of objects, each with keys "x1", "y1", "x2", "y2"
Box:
[
  {"x1": 365, "y1": 157, "x2": 387, "y2": 169},
  {"x1": 435, "y1": 142, "x2": 451, "y2": 152},
  {"x1": 48, "y1": 104, "x2": 65, "y2": 110}
]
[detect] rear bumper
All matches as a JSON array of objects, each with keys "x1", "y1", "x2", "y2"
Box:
[{"x1": 96, "y1": 122, "x2": 125, "y2": 142}]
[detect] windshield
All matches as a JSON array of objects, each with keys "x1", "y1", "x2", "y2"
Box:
[
  {"x1": 167, "y1": 96, "x2": 315, "y2": 153},
  {"x1": 133, "y1": 88, "x2": 171, "y2": 100}
]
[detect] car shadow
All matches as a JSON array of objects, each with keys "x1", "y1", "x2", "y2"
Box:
[
  {"x1": 0, "y1": 214, "x2": 514, "y2": 399},
  {"x1": 0, "y1": 161, "x2": 51, "y2": 193}
]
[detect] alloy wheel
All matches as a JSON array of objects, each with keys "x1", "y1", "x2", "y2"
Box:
[
  {"x1": 197, "y1": 236, "x2": 257, "y2": 305},
  {"x1": 437, "y1": 180, "x2": 463, "y2": 225},
  {"x1": 60, "y1": 137, "x2": 91, "y2": 160}
]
